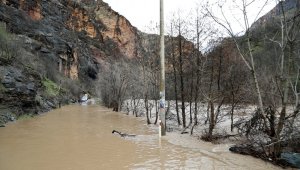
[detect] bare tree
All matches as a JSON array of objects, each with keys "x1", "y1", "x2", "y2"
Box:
[
  {"x1": 198, "y1": 39, "x2": 228, "y2": 139},
  {"x1": 266, "y1": 0, "x2": 300, "y2": 156},
  {"x1": 206, "y1": 0, "x2": 269, "y2": 122},
  {"x1": 177, "y1": 20, "x2": 186, "y2": 128},
  {"x1": 167, "y1": 14, "x2": 188, "y2": 128},
  {"x1": 170, "y1": 23, "x2": 181, "y2": 126},
  {"x1": 100, "y1": 60, "x2": 133, "y2": 112},
  {"x1": 190, "y1": 9, "x2": 214, "y2": 134},
  {"x1": 205, "y1": 0, "x2": 300, "y2": 160}
]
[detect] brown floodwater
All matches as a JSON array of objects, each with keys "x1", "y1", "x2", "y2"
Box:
[{"x1": 0, "y1": 105, "x2": 283, "y2": 170}]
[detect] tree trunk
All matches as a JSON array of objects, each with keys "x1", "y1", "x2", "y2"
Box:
[
  {"x1": 189, "y1": 72, "x2": 194, "y2": 126},
  {"x1": 208, "y1": 101, "x2": 215, "y2": 137},
  {"x1": 133, "y1": 98, "x2": 136, "y2": 116},
  {"x1": 193, "y1": 17, "x2": 202, "y2": 129},
  {"x1": 205, "y1": 104, "x2": 209, "y2": 125},
  {"x1": 154, "y1": 111, "x2": 159, "y2": 125},
  {"x1": 296, "y1": 93, "x2": 299, "y2": 107},
  {"x1": 178, "y1": 29, "x2": 186, "y2": 128},
  {"x1": 214, "y1": 98, "x2": 224, "y2": 126},
  {"x1": 142, "y1": 60, "x2": 151, "y2": 124},
  {"x1": 118, "y1": 99, "x2": 121, "y2": 112},
  {"x1": 217, "y1": 54, "x2": 222, "y2": 91},
  {"x1": 247, "y1": 38, "x2": 265, "y2": 120},
  {"x1": 171, "y1": 24, "x2": 181, "y2": 126},
  {"x1": 230, "y1": 91, "x2": 235, "y2": 132},
  {"x1": 277, "y1": 43, "x2": 293, "y2": 137},
  {"x1": 145, "y1": 96, "x2": 151, "y2": 124},
  {"x1": 189, "y1": 101, "x2": 193, "y2": 126},
  {"x1": 165, "y1": 101, "x2": 170, "y2": 131},
  {"x1": 154, "y1": 100, "x2": 159, "y2": 124}
]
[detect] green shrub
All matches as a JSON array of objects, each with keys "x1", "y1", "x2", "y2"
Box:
[
  {"x1": 17, "y1": 114, "x2": 33, "y2": 120},
  {"x1": 0, "y1": 24, "x2": 17, "y2": 65},
  {"x1": 0, "y1": 23, "x2": 9, "y2": 40},
  {"x1": 42, "y1": 78, "x2": 61, "y2": 97},
  {"x1": 0, "y1": 83, "x2": 6, "y2": 93}
]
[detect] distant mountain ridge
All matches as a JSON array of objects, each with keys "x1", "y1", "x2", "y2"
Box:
[{"x1": 251, "y1": 0, "x2": 299, "y2": 29}]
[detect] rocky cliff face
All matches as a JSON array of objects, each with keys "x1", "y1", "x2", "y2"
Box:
[
  {"x1": 94, "y1": 3, "x2": 139, "y2": 59},
  {"x1": 0, "y1": 0, "x2": 195, "y2": 125},
  {"x1": 0, "y1": 0, "x2": 146, "y2": 123}
]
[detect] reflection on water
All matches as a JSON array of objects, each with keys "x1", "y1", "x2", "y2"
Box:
[{"x1": 0, "y1": 105, "x2": 281, "y2": 170}]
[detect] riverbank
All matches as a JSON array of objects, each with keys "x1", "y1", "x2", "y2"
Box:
[
  {"x1": 0, "y1": 96, "x2": 72, "y2": 128},
  {"x1": 0, "y1": 65, "x2": 81, "y2": 128},
  {"x1": 0, "y1": 97, "x2": 101, "y2": 126}
]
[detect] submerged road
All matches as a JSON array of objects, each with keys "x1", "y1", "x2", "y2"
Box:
[{"x1": 0, "y1": 105, "x2": 281, "y2": 169}]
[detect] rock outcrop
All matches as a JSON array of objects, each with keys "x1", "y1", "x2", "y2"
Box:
[
  {"x1": 0, "y1": 0, "x2": 195, "y2": 123},
  {"x1": 0, "y1": 0, "x2": 156, "y2": 122}
]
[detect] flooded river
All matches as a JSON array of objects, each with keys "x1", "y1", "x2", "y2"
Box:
[{"x1": 0, "y1": 105, "x2": 282, "y2": 169}]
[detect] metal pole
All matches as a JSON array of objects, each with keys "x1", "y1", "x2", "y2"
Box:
[{"x1": 159, "y1": 0, "x2": 166, "y2": 136}]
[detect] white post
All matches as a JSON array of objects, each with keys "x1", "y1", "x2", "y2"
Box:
[{"x1": 159, "y1": 0, "x2": 166, "y2": 136}]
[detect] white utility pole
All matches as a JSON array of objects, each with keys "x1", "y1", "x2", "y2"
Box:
[{"x1": 159, "y1": 0, "x2": 166, "y2": 136}]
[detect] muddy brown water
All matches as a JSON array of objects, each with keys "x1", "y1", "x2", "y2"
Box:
[{"x1": 0, "y1": 105, "x2": 283, "y2": 170}]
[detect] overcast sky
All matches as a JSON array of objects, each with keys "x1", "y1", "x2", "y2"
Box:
[
  {"x1": 102, "y1": 0, "x2": 277, "y2": 35},
  {"x1": 102, "y1": 0, "x2": 198, "y2": 32}
]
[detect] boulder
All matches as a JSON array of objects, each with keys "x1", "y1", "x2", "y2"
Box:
[{"x1": 280, "y1": 152, "x2": 300, "y2": 168}]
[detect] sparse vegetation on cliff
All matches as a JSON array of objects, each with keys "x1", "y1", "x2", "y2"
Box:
[
  {"x1": 0, "y1": 23, "x2": 18, "y2": 65},
  {"x1": 41, "y1": 78, "x2": 61, "y2": 97}
]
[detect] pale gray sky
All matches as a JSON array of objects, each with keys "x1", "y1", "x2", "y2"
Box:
[{"x1": 102, "y1": 0, "x2": 277, "y2": 34}]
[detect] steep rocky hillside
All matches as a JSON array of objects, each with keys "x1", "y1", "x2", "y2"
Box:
[{"x1": 0, "y1": 0, "x2": 168, "y2": 125}]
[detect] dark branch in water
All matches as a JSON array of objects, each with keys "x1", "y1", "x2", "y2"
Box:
[{"x1": 112, "y1": 130, "x2": 136, "y2": 137}]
